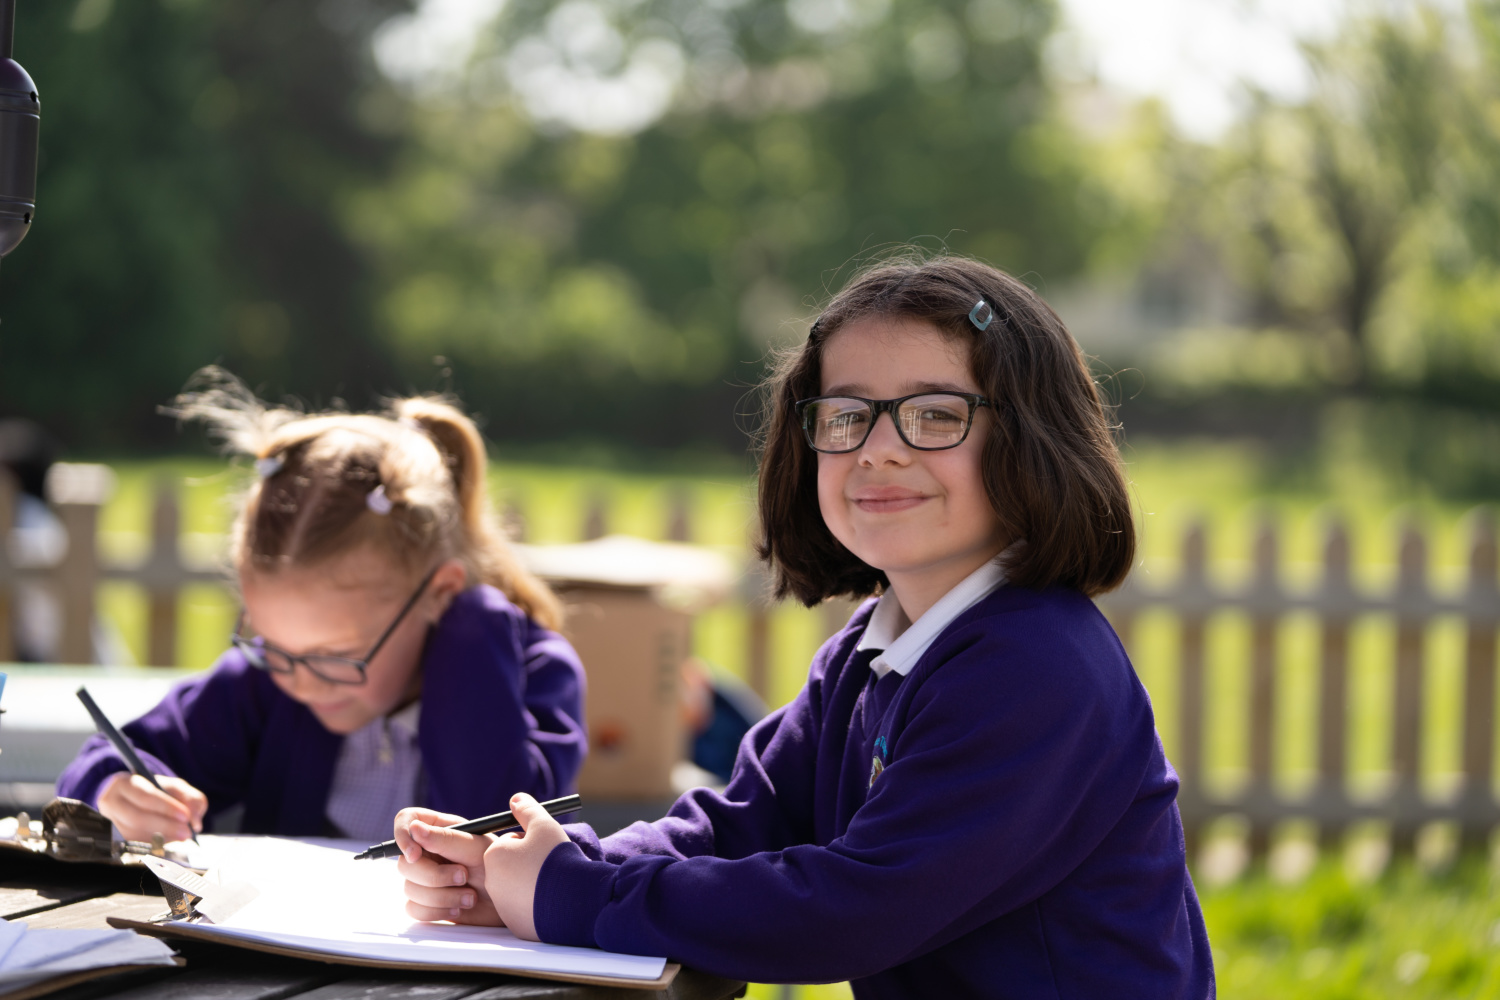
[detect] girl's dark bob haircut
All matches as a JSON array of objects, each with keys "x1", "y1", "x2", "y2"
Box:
[{"x1": 757, "y1": 254, "x2": 1135, "y2": 605}]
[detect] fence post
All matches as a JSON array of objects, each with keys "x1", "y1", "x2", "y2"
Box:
[
  {"x1": 501, "y1": 498, "x2": 528, "y2": 543},
  {"x1": 1246, "y1": 516, "x2": 1279, "y2": 858},
  {"x1": 665, "y1": 487, "x2": 691, "y2": 543},
  {"x1": 1177, "y1": 521, "x2": 1208, "y2": 851},
  {"x1": 1111, "y1": 611, "x2": 1135, "y2": 662},
  {"x1": 45, "y1": 463, "x2": 114, "y2": 665},
  {"x1": 743, "y1": 554, "x2": 773, "y2": 704},
  {"x1": 1317, "y1": 519, "x2": 1352, "y2": 849},
  {"x1": 821, "y1": 596, "x2": 862, "y2": 645},
  {"x1": 1391, "y1": 521, "x2": 1428, "y2": 854},
  {"x1": 1461, "y1": 509, "x2": 1498, "y2": 852},
  {"x1": 0, "y1": 469, "x2": 14, "y2": 662},
  {"x1": 582, "y1": 493, "x2": 608, "y2": 541},
  {"x1": 146, "y1": 483, "x2": 180, "y2": 667}
]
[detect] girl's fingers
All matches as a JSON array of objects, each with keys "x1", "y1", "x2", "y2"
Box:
[
  {"x1": 404, "y1": 899, "x2": 467, "y2": 923},
  {"x1": 409, "y1": 821, "x2": 491, "y2": 867},
  {"x1": 393, "y1": 807, "x2": 469, "y2": 863},
  {"x1": 403, "y1": 882, "x2": 476, "y2": 912},
  {"x1": 404, "y1": 897, "x2": 504, "y2": 927},
  {"x1": 118, "y1": 776, "x2": 191, "y2": 822},
  {"x1": 108, "y1": 776, "x2": 196, "y2": 839},
  {"x1": 508, "y1": 793, "x2": 560, "y2": 837},
  {"x1": 395, "y1": 853, "x2": 471, "y2": 888},
  {"x1": 160, "y1": 778, "x2": 209, "y2": 829}
]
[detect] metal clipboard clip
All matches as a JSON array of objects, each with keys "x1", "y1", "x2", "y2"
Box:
[{"x1": 141, "y1": 856, "x2": 260, "y2": 924}]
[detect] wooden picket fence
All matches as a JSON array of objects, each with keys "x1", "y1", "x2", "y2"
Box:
[
  {"x1": 2, "y1": 467, "x2": 1498, "y2": 856},
  {"x1": 0, "y1": 466, "x2": 225, "y2": 667},
  {"x1": 1098, "y1": 513, "x2": 1500, "y2": 856}
]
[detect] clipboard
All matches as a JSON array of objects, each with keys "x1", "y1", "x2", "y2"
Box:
[
  {"x1": 1, "y1": 799, "x2": 195, "y2": 869},
  {"x1": 101, "y1": 836, "x2": 678, "y2": 991},
  {"x1": 103, "y1": 917, "x2": 680, "y2": 991}
]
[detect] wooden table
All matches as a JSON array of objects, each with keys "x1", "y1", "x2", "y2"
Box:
[{"x1": 1, "y1": 855, "x2": 745, "y2": 1000}]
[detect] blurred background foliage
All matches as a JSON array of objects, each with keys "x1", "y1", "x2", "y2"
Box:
[{"x1": 0, "y1": 0, "x2": 1497, "y2": 495}]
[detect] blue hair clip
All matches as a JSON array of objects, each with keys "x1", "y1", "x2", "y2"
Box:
[
  {"x1": 968, "y1": 299, "x2": 994, "y2": 332},
  {"x1": 366, "y1": 484, "x2": 393, "y2": 516}
]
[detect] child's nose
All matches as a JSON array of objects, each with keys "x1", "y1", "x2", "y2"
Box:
[
  {"x1": 279, "y1": 660, "x2": 335, "y2": 698},
  {"x1": 858, "y1": 411, "x2": 911, "y2": 463}
]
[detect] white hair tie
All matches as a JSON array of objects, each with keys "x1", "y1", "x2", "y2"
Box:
[
  {"x1": 366, "y1": 484, "x2": 394, "y2": 515},
  {"x1": 254, "y1": 456, "x2": 284, "y2": 478}
]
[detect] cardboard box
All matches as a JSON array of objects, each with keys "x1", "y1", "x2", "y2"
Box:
[
  {"x1": 518, "y1": 536, "x2": 734, "y2": 802},
  {"x1": 553, "y1": 585, "x2": 689, "y2": 801}
]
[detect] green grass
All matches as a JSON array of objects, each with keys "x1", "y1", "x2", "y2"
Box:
[
  {"x1": 81, "y1": 438, "x2": 1500, "y2": 997},
  {"x1": 738, "y1": 857, "x2": 1500, "y2": 999},
  {"x1": 1202, "y1": 858, "x2": 1500, "y2": 998}
]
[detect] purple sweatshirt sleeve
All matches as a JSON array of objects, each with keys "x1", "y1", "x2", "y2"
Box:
[
  {"x1": 560, "y1": 628, "x2": 848, "y2": 867},
  {"x1": 55, "y1": 650, "x2": 276, "y2": 818},
  {"x1": 532, "y1": 616, "x2": 1157, "y2": 984},
  {"x1": 419, "y1": 587, "x2": 587, "y2": 816}
]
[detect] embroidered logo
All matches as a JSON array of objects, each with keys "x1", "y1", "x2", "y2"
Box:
[{"x1": 869, "y1": 735, "x2": 889, "y2": 788}]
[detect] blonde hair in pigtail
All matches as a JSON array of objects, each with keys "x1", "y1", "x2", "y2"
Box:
[
  {"x1": 166, "y1": 368, "x2": 562, "y2": 632},
  {"x1": 393, "y1": 397, "x2": 562, "y2": 630}
]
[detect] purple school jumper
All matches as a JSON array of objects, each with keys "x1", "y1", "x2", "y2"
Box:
[
  {"x1": 535, "y1": 586, "x2": 1214, "y2": 999},
  {"x1": 56, "y1": 585, "x2": 586, "y2": 835}
]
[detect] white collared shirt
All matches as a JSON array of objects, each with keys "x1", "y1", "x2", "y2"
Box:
[
  {"x1": 325, "y1": 700, "x2": 423, "y2": 841},
  {"x1": 855, "y1": 558, "x2": 1008, "y2": 678}
]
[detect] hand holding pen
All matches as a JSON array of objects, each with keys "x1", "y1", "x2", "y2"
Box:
[
  {"x1": 392, "y1": 793, "x2": 575, "y2": 938},
  {"x1": 77, "y1": 687, "x2": 205, "y2": 845}
]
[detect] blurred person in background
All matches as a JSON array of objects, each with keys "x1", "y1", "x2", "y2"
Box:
[
  {"x1": 680, "y1": 657, "x2": 765, "y2": 786},
  {"x1": 0, "y1": 418, "x2": 65, "y2": 663}
]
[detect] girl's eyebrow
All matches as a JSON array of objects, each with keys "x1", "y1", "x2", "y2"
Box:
[
  {"x1": 255, "y1": 629, "x2": 364, "y2": 658},
  {"x1": 823, "y1": 380, "x2": 975, "y2": 396}
]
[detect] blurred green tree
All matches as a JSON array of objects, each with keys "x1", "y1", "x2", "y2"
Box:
[
  {"x1": 357, "y1": 0, "x2": 1101, "y2": 450},
  {"x1": 1209, "y1": 8, "x2": 1451, "y2": 389},
  {"x1": 0, "y1": 0, "x2": 410, "y2": 449},
  {"x1": 1087, "y1": 2, "x2": 1500, "y2": 496}
]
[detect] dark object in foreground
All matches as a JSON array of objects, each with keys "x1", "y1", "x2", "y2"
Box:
[
  {"x1": 353, "y1": 793, "x2": 584, "y2": 861},
  {"x1": 0, "y1": 0, "x2": 37, "y2": 259}
]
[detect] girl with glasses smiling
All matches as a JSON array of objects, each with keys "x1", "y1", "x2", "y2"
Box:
[
  {"x1": 56, "y1": 369, "x2": 586, "y2": 844},
  {"x1": 392, "y1": 255, "x2": 1213, "y2": 998}
]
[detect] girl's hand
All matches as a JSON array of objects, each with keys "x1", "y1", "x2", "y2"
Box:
[
  {"x1": 394, "y1": 807, "x2": 502, "y2": 926},
  {"x1": 96, "y1": 772, "x2": 207, "y2": 843},
  {"x1": 482, "y1": 793, "x2": 572, "y2": 941}
]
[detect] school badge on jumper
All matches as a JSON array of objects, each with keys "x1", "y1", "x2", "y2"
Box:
[{"x1": 869, "y1": 735, "x2": 888, "y2": 788}]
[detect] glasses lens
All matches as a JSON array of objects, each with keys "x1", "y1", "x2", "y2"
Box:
[
  {"x1": 896, "y1": 394, "x2": 973, "y2": 449},
  {"x1": 805, "y1": 398, "x2": 873, "y2": 452},
  {"x1": 302, "y1": 656, "x2": 368, "y2": 686},
  {"x1": 234, "y1": 636, "x2": 293, "y2": 674}
]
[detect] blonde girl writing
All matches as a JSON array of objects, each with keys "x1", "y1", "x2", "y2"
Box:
[{"x1": 58, "y1": 369, "x2": 586, "y2": 842}]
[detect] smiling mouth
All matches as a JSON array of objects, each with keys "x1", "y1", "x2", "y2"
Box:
[{"x1": 851, "y1": 493, "x2": 929, "y2": 513}]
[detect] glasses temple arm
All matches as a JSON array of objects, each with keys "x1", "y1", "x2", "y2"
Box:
[{"x1": 363, "y1": 565, "x2": 442, "y2": 662}]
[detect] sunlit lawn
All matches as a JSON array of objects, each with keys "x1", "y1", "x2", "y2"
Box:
[
  {"x1": 738, "y1": 854, "x2": 1500, "y2": 999},
  {"x1": 86, "y1": 437, "x2": 1498, "y2": 998}
]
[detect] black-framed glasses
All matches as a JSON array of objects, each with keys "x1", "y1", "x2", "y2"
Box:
[
  {"x1": 231, "y1": 566, "x2": 439, "y2": 686},
  {"x1": 795, "y1": 392, "x2": 990, "y2": 454}
]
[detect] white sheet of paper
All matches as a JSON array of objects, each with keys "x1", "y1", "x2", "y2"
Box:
[{"x1": 179, "y1": 835, "x2": 667, "y2": 982}]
